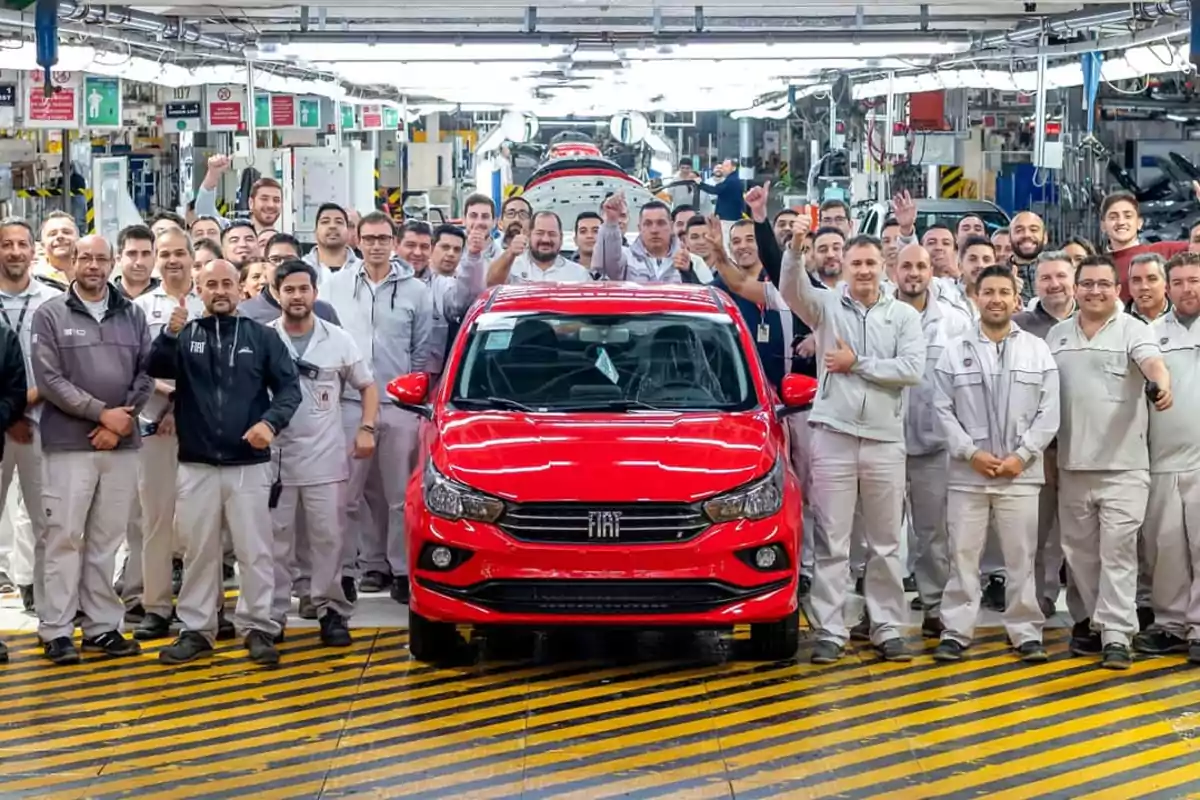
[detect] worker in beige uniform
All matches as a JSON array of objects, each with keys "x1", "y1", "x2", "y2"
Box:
[
  {"x1": 1048, "y1": 254, "x2": 1173, "y2": 670},
  {"x1": 1135, "y1": 251, "x2": 1200, "y2": 664},
  {"x1": 931, "y1": 265, "x2": 1060, "y2": 663}
]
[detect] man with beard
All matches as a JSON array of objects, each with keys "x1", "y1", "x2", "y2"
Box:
[
  {"x1": 492, "y1": 210, "x2": 593, "y2": 285},
  {"x1": 0, "y1": 218, "x2": 61, "y2": 617},
  {"x1": 573, "y1": 212, "x2": 601, "y2": 271},
  {"x1": 267, "y1": 260, "x2": 379, "y2": 648},
  {"x1": 303, "y1": 203, "x2": 362, "y2": 287},
  {"x1": 818, "y1": 199, "x2": 852, "y2": 238},
  {"x1": 1136, "y1": 252, "x2": 1200, "y2": 664},
  {"x1": 1049, "y1": 255, "x2": 1173, "y2": 670},
  {"x1": 780, "y1": 229, "x2": 925, "y2": 664},
  {"x1": 195, "y1": 156, "x2": 282, "y2": 234},
  {"x1": 500, "y1": 195, "x2": 533, "y2": 238},
  {"x1": 921, "y1": 224, "x2": 958, "y2": 280},
  {"x1": 1127, "y1": 253, "x2": 1171, "y2": 323},
  {"x1": 129, "y1": 228, "x2": 214, "y2": 641},
  {"x1": 113, "y1": 225, "x2": 160, "y2": 300},
  {"x1": 1010, "y1": 212, "x2": 1047, "y2": 304},
  {"x1": 397, "y1": 220, "x2": 434, "y2": 279},
  {"x1": 221, "y1": 220, "x2": 260, "y2": 269},
  {"x1": 36, "y1": 212, "x2": 78, "y2": 289},
  {"x1": 931, "y1": 265, "x2": 1060, "y2": 664},
  {"x1": 774, "y1": 209, "x2": 799, "y2": 250},
  {"x1": 894, "y1": 242, "x2": 973, "y2": 635},
  {"x1": 1100, "y1": 191, "x2": 1191, "y2": 301},
  {"x1": 151, "y1": 259, "x2": 301, "y2": 667},
  {"x1": 32, "y1": 234, "x2": 153, "y2": 665},
  {"x1": 992, "y1": 228, "x2": 1014, "y2": 265},
  {"x1": 240, "y1": 234, "x2": 340, "y2": 326}
]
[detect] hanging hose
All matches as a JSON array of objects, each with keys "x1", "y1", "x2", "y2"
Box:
[{"x1": 34, "y1": 0, "x2": 58, "y2": 96}]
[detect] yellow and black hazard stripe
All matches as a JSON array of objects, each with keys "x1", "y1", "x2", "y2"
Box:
[
  {"x1": 2, "y1": 620, "x2": 1199, "y2": 798},
  {"x1": 374, "y1": 168, "x2": 385, "y2": 209},
  {"x1": 503, "y1": 184, "x2": 524, "y2": 200},
  {"x1": 16, "y1": 189, "x2": 96, "y2": 233},
  {"x1": 940, "y1": 165, "x2": 965, "y2": 198},
  {"x1": 216, "y1": 200, "x2": 230, "y2": 217}
]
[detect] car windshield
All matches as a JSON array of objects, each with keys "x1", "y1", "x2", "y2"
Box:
[
  {"x1": 451, "y1": 311, "x2": 757, "y2": 412},
  {"x1": 915, "y1": 209, "x2": 1009, "y2": 238}
]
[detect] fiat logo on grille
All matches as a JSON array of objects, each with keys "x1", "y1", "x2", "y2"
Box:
[{"x1": 587, "y1": 510, "x2": 622, "y2": 539}]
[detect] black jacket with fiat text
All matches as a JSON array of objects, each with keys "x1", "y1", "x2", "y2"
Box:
[{"x1": 148, "y1": 313, "x2": 301, "y2": 466}]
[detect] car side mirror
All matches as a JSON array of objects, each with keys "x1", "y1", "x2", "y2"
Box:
[
  {"x1": 387, "y1": 373, "x2": 433, "y2": 419},
  {"x1": 778, "y1": 373, "x2": 818, "y2": 418}
]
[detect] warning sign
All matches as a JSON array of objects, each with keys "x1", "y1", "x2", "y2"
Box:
[
  {"x1": 206, "y1": 85, "x2": 245, "y2": 131},
  {"x1": 25, "y1": 70, "x2": 79, "y2": 128}
]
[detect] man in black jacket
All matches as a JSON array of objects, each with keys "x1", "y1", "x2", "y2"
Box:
[
  {"x1": 0, "y1": 318, "x2": 27, "y2": 663},
  {"x1": 149, "y1": 259, "x2": 301, "y2": 667}
]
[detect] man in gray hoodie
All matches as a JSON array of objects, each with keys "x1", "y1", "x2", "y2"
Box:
[
  {"x1": 780, "y1": 227, "x2": 925, "y2": 664},
  {"x1": 32, "y1": 233, "x2": 153, "y2": 665},
  {"x1": 593, "y1": 193, "x2": 706, "y2": 284}
]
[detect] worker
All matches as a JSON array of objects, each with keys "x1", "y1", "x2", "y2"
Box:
[
  {"x1": 779, "y1": 226, "x2": 925, "y2": 664},
  {"x1": 36, "y1": 212, "x2": 78, "y2": 289},
  {"x1": 0, "y1": 313, "x2": 24, "y2": 663},
  {"x1": 32, "y1": 234, "x2": 153, "y2": 665},
  {"x1": 195, "y1": 155, "x2": 282, "y2": 234},
  {"x1": 594, "y1": 194, "x2": 699, "y2": 284},
  {"x1": 1009, "y1": 212, "x2": 1048, "y2": 304},
  {"x1": 1049, "y1": 254, "x2": 1173, "y2": 670},
  {"x1": 1126, "y1": 253, "x2": 1171, "y2": 323},
  {"x1": 931, "y1": 265, "x2": 1060, "y2": 663},
  {"x1": 150, "y1": 260, "x2": 301, "y2": 666},
  {"x1": 1099, "y1": 191, "x2": 1191, "y2": 299}
]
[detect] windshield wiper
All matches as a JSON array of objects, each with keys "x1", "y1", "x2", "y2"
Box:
[
  {"x1": 551, "y1": 399, "x2": 666, "y2": 412},
  {"x1": 453, "y1": 396, "x2": 538, "y2": 412}
]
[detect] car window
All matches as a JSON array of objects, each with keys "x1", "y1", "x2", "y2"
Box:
[
  {"x1": 916, "y1": 209, "x2": 1009, "y2": 238},
  {"x1": 452, "y1": 311, "x2": 757, "y2": 412}
]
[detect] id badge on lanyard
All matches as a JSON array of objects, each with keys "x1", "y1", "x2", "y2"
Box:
[{"x1": 756, "y1": 303, "x2": 770, "y2": 343}]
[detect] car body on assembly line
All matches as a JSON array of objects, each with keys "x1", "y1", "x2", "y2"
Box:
[{"x1": 387, "y1": 283, "x2": 816, "y2": 663}]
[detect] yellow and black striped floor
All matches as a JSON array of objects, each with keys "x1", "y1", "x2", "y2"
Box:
[{"x1": 2, "y1": 621, "x2": 1200, "y2": 799}]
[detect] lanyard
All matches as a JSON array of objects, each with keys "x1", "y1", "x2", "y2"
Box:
[{"x1": 0, "y1": 294, "x2": 32, "y2": 337}]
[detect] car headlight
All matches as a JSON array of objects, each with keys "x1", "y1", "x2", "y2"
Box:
[
  {"x1": 703, "y1": 459, "x2": 784, "y2": 523},
  {"x1": 423, "y1": 459, "x2": 505, "y2": 523}
]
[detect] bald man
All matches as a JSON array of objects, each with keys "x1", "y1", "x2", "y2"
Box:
[
  {"x1": 150, "y1": 259, "x2": 301, "y2": 667},
  {"x1": 894, "y1": 243, "x2": 972, "y2": 631},
  {"x1": 1009, "y1": 212, "x2": 1047, "y2": 304},
  {"x1": 32, "y1": 234, "x2": 153, "y2": 664}
]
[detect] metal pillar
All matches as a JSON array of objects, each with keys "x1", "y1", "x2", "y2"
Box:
[
  {"x1": 1033, "y1": 33, "x2": 1048, "y2": 168},
  {"x1": 738, "y1": 117, "x2": 753, "y2": 179},
  {"x1": 244, "y1": 62, "x2": 257, "y2": 162}
]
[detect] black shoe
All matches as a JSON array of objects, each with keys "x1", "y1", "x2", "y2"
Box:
[
  {"x1": 19, "y1": 583, "x2": 34, "y2": 613},
  {"x1": 932, "y1": 639, "x2": 966, "y2": 662},
  {"x1": 81, "y1": 630, "x2": 141, "y2": 657},
  {"x1": 849, "y1": 615, "x2": 871, "y2": 641},
  {"x1": 43, "y1": 636, "x2": 80, "y2": 665},
  {"x1": 1137, "y1": 606, "x2": 1156, "y2": 632},
  {"x1": 216, "y1": 610, "x2": 236, "y2": 641},
  {"x1": 359, "y1": 571, "x2": 392, "y2": 593},
  {"x1": 1189, "y1": 640, "x2": 1200, "y2": 665},
  {"x1": 0, "y1": 638, "x2": 7, "y2": 663},
  {"x1": 273, "y1": 626, "x2": 286, "y2": 645},
  {"x1": 342, "y1": 576, "x2": 358, "y2": 604},
  {"x1": 910, "y1": 596, "x2": 925, "y2": 612},
  {"x1": 124, "y1": 603, "x2": 146, "y2": 624},
  {"x1": 796, "y1": 574, "x2": 812, "y2": 598},
  {"x1": 1101, "y1": 643, "x2": 1133, "y2": 671},
  {"x1": 1016, "y1": 641, "x2": 1049, "y2": 663},
  {"x1": 390, "y1": 578, "x2": 410, "y2": 605},
  {"x1": 222, "y1": 562, "x2": 236, "y2": 584},
  {"x1": 245, "y1": 631, "x2": 280, "y2": 666},
  {"x1": 921, "y1": 616, "x2": 944, "y2": 638},
  {"x1": 982, "y1": 574, "x2": 1007, "y2": 612},
  {"x1": 877, "y1": 637, "x2": 913, "y2": 662},
  {"x1": 1133, "y1": 628, "x2": 1190, "y2": 655},
  {"x1": 171, "y1": 559, "x2": 184, "y2": 596},
  {"x1": 320, "y1": 611, "x2": 353, "y2": 647},
  {"x1": 159, "y1": 631, "x2": 213, "y2": 664},
  {"x1": 134, "y1": 612, "x2": 173, "y2": 641},
  {"x1": 903, "y1": 574, "x2": 917, "y2": 593},
  {"x1": 853, "y1": 576, "x2": 864, "y2": 595},
  {"x1": 297, "y1": 596, "x2": 318, "y2": 620},
  {"x1": 810, "y1": 640, "x2": 844, "y2": 664},
  {"x1": 1070, "y1": 619, "x2": 1102, "y2": 656}
]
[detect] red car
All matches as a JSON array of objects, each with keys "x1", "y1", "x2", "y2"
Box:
[{"x1": 387, "y1": 283, "x2": 816, "y2": 662}]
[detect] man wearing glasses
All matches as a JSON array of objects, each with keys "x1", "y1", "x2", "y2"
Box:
[
  {"x1": 238, "y1": 233, "x2": 340, "y2": 326},
  {"x1": 1049, "y1": 254, "x2": 1173, "y2": 670},
  {"x1": 31, "y1": 234, "x2": 153, "y2": 664},
  {"x1": 500, "y1": 196, "x2": 532, "y2": 238}
]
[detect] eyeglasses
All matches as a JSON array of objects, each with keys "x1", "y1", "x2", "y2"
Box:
[
  {"x1": 1078, "y1": 280, "x2": 1116, "y2": 291},
  {"x1": 503, "y1": 209, "x2": 531, "y2": 220},
  {"x1": 360, "y1": 235, "x2": 394, "y2": 246},
  {"x1": 821, "y1": 215, "x2": 848, "y2": 225}
]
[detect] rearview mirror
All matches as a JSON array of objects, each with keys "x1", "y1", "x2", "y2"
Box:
[
  {"x1": 778, "y1": 374, "x2": 818, "y2": 418},
  {"x1": 387, "y1": 373, "x2": 433, "y2": 419}
]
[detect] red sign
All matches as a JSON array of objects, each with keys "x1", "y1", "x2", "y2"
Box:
[
  {"x1": 1045, "y1": 121, "x2": 1062, "y2": 136},
  {"x1": 28, "y1": 87, "x2": 76, "y2": 123},
  {"x1": 361, "y1": 105, "x2": 382, "y2": 129},
  {"x1": 209, "y1": 101, "x2": 241, "y2": 127},
  {"x1": 270, "y1": 94, "x2": 296, "y2": 127}
]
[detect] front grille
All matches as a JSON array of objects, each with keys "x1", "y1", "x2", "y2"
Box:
[
  {"x1": 419, "y1": 578, "x2": 790, "y2": 615},
  {"x1": 498, "y1": 502, "x2": 710, "y2": 544}
]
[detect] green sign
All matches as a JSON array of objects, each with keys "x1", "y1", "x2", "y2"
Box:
[
  {"x1": 254, "y1": 94, "x2": 270, "y2": 128},
  {"x1": 340, "y1": 103, "x2": 355, "y2": 131},
  {"x1": 298, "y1": 98, "x2": 320, "y2": 129},
  {"x1": 83, "y1": 76, "x2": 120, "y2": 128},
  {"x1": 382, "y1": 106, "x2": 400, "y2": 129}
]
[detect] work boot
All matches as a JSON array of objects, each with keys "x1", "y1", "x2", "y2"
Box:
[
  {"x1": 81, "y1": 630, "x2": 141, "y2": 657},
  {"x1": 297, "y1": 595, "x2": 318, "y2": 620},
  {"x1": 982, "y1": 574, "x2": 1007, "y2": 612},
  {"x1": 1137, "y1": 606, "x2": 1156, "y2": 632},
  {"x1": 1100, "y1": 643, "x2": 1133, "y2": 671},
  {"x1": 159, "y1": 631, "x2": 213, "y2": 665},
  {"x1": 810, "y1": 640, "x2": 844, "y2": 665},
  {"x1": 1015, "y1": 641, "x2": 1049, "y2": 663},
  {"x1": 124, "y1": 603, "x2": 146, "y2": 624},
  {"x1": 903, "y1": 574, "x2": 917, "y2": 593},
  {"x1": 0, "y1": 638, "x2": 8, "y2": 663},
  {"x1": 359, "y1": 571, "x2": 392, "y2": 593},
  {"x1": 796, "y1": 574, "x2": 812, "y2": 599},
  {"x1": 134, "y1": 612, "x2": 173, "y2": 641},
  {"x1": 43, "y1": 636, "x2": 80, "y2": 665},
  {"x1": 1189, "y1": 640, "x2": 1200, "y2": 665},
  {"x1": 390, "y1": 578, "x2": 410, "y2": 605},
  {"x1": 320, "y1": 611, "x2": 353, "y2": 647},
  {"x1": 1133, "y1": 628, "x2": 1189, "y2": 655},
  {"x1": 849, "y1": 614, "x2": 871, "y2": 642},
  {"x1": 245, "y1": 631, "x2": 280, "y2": 666},
  {"x1": 1070, "y1": 619, "x2": 1102, "y2": 656},
  {"x1": 0, "y1": 570, "x2": 13, "y2": 593},
  {"x1": 921, "y1": 616, "x2": 944, "y2": 638},
  {"x1": 222, "y1": 562, "x2": 236, "y2": 585},
  {"x1": 932, "y1": 639, "x2": 966, "y2": 662},
  {"x1": 1039, "y1": 596, "x2": 1057, "y2": 618},
  {"x1": 877, "y1": 637, "x2": 913, "y2": 662},
  {"x1": 216, "y1": 609, "x2": 236, "y2": 641}
]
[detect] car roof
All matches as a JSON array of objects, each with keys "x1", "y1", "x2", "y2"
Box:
[
  {"x1": 912, "y1": 199, "x2": 1006, "y2": 214},
  {"x1": 480, "y1": 282, "x2": 728, "y2": 315}
]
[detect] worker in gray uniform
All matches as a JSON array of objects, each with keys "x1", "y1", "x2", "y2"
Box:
[
  {"x1": 267, "y1": 260, "x2": 380, "y2": 647},
  {"x1": 1135, "y1": 251, "x2": 1200, "y2": 664},
  {"x1": 931, "y1": 265, "x2": 1060, "y2": 663},
  {"x1": 1048, "y1": 254, "x2": 1173, "y2": 670},
  {"x1": 780, "y1": 226, "x2": 925, "y2": 664},
  {"x1": 893, "y1": 242, "x2": 972, "y2": 636},
  {"x1": 32, "y1": 234, "x2": 153, "y2": 665}
]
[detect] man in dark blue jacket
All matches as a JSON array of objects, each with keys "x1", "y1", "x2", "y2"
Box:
[
  {"x1": 0, "y1": 318, "x2": 26, "y2": 663},
  {"x1": 148, "y1": 259, "x2": 301, "y2": 667}
]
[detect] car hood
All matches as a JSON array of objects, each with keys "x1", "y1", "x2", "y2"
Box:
[{"x1": 434, "y1": 411, "x2": 778, "y2": 503}]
